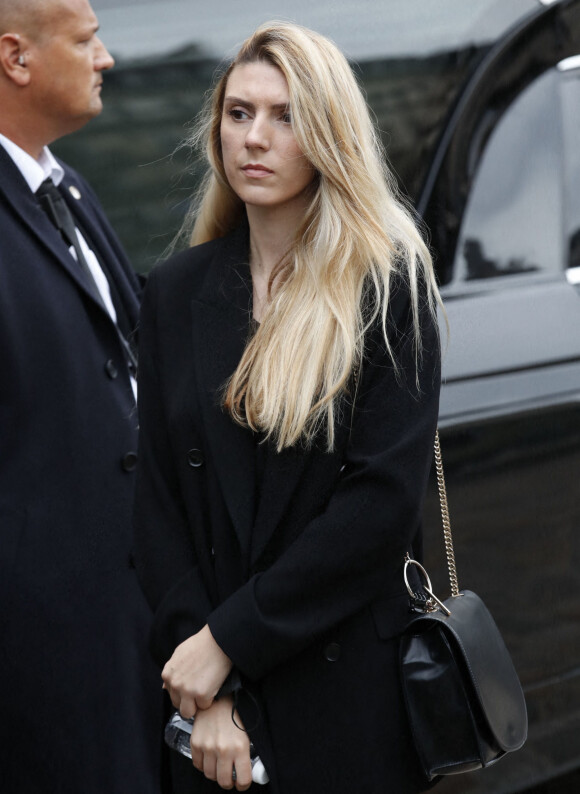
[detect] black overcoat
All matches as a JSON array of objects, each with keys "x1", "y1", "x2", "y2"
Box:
[
  {"x1": 0, "y1": 147, "x2": 161, "y2": 793},
  {"x1": 134, "y1": 226, "x2": 441, "y2": 794}
]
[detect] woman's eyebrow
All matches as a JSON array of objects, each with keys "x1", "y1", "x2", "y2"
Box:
[{"x1": 224, "y1": 96, "x2": 290, "y2": 112}]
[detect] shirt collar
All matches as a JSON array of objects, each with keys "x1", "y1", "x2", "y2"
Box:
[{"x1": 0, "y1": 134, "x2": 65, "y2": 192}]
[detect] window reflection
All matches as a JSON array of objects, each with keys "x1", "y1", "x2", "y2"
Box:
[
  {"x1": 453, "y1": 67, "x2": 565, "y2": 284},
  {"x1": 463, "y1": 239, "x2": 538, "y2": 280},
  {"x1": 570, "y1": 229, "x2": 580, "y2": 271}
]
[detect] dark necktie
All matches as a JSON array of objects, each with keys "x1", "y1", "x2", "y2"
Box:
[
  {"x1": 36, "y1": 177, "x2": 137, "y2": 376},
  {"x1": 36, "y1": 178, "x2": 105, "y2": 303}
]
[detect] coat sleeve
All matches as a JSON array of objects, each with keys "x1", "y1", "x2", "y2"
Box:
[
  {"x1": 207, "y1": 281, "x2": 441, "y2": 680},
  {"x1": 133, "y1": 268, "x2": 213, "y2": 668}
]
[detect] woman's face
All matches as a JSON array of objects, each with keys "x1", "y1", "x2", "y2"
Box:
[{"x1": 220, "y1": 61, "x2": 316, "y2": 215}]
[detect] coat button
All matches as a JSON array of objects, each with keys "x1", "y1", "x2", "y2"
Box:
[
  {"x1": 105, "y1": 359, "x2": 119, "y2": 379},
  {"x1": 121, "y1": 451, "x2": 138, "y2": 472},
  {"x1": 187, "y1": 448, "x2": 204, "y2": 468},
  {"x1": 324, "y1": 642, "x2": 341, "y2": 662}
]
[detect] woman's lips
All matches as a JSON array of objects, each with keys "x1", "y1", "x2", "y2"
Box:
[{"x1": 242, "y1": 164, "x2": 273, "y2": 178}]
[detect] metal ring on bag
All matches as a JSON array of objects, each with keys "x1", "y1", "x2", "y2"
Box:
[
  {"x1": 404, "y1": 558, "x2": 452, "y2": 616},
  {"x1": 403, "y1": 558, "x2": 433, "y2": 598}
]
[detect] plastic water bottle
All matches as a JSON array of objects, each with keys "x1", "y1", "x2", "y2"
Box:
[{"x1": 164, "y1": 711, "x2": 270, "y2": 785}]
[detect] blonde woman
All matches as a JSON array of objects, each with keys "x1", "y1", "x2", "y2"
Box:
[{"x1": 134, "y1": 21, "x2": 441, "y2": 794}]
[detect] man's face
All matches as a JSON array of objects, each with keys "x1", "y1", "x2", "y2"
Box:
[{"x1": 26, "y1": 0, "x2": 114, "y2": 139}]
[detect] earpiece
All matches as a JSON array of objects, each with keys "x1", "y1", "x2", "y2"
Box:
[{"x1": 18, "y1": 55, "x2": 25, "y2": 66}]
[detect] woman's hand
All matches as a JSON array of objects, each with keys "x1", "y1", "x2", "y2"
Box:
[
  {"x1": 162, "y1": 624, "x2": 233, "y2": 717},
  {"x1": 190, "y1": 695, "x2": 253, "y2": 790}
]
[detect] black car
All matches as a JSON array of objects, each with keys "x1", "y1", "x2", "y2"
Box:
[
  {"x1": 419, "y1": 2, "x2": 580, "y2": 791},
  {"x1": 59, "y1": 1, "x2": 580, "y2": 790}
]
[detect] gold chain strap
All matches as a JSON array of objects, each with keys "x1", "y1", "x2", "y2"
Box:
[{"x1": 433, "y1": 430, "x2": 460, "y2": 597}]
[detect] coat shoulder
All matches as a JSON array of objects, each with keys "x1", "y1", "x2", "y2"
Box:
[
  {"x1": 151, "y1": 237, "x2": 222, "y2": 290},
  {"x1": 146, "y1": 226, "x2": 249, "y2": 309},
  {"x1": 150, "y1": 237, "x2": 240, "y2": 294}
]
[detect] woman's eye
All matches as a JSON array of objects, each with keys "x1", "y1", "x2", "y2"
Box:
[
  {"x1": 281, "y1": 110, "x2": 292, "y2": 124},
  {"x1": 228, "y1": 108, "x2": 249, "y2": 121}
]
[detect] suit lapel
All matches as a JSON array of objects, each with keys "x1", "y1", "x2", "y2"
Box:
[
  {"x1": 60, "y1": 170, "x2": 140, "y2": 331},
  {"x1": 0, "y1": 147, "x2": 131, "y2": 322}
]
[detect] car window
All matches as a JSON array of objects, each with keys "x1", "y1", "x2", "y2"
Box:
[
  {"x1": 450, "y1": 58, "x2": 580, "y2": 287},
  {"x1": 450, "y1": 66, "x2": 563, "y2": 285}
]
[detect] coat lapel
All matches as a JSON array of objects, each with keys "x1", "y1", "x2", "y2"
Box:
[
  {"x1": 60, "y1": 170, "x2": 140, "y2": 330},
  {"x1": 250, "y1": 395, "x2": 351, "y2": 566},
  {"x1": 249, "y1": 444, "x2": 309, "y2": 567},
  {"x1": 0, "y1": 147, "x2": 116, "y2": 318},
  {"x1": 190, "y1": 227, "x2": 257, "y2": 562},
  {"x1": 189, "y1": 225, "x2": 327, "y2": 570}
]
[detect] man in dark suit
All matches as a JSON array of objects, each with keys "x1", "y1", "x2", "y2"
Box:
[{"x1": 0, "y1": 1, "x2": 161, "y2": 791}]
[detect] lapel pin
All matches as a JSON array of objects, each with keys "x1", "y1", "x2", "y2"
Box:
[{"x1": 69, "y1": 185, "x2": 82, "y2": 200}]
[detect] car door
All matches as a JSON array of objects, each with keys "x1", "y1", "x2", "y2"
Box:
[{"x1": 419, "y1": 2, "x2": 580, "y2": 791}]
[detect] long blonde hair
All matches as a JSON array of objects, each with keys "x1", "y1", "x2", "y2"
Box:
[{"x1": 182, "y1": 21, "x2": 440, "y2": 451}]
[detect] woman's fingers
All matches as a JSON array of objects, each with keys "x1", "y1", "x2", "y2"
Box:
[
  {"x1": 161, "y1": 675, "x2": 198, "y2": 718},
  {"x1": 215, "y1": 756, "x2": 236, "y2": 790},
  {"x1": 190, "y1": 741, "x2": 205, "y2": 775},
  {"x1": 231, "y1": 757, "x2": 253, "y2": 791},
  {"x1": 202, "y1": 753, "x2": 219, "y2": 784},
  {"x1": 161, "y1": 626, "x2": 233, "y2": 714},
  {"x1": 190, "y1": 697, "x2": 253, "y2": 790},
  {"x1": 197, "y1": 753, "x2": 251, "y2": 791}
]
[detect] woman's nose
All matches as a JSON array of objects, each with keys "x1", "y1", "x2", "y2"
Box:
[{"x1": 245, "y1": 117, "x2": 270, "y2": 150}]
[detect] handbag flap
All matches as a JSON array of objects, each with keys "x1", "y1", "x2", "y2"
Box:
[{"x1": 407, "y1": 590, "x2": 527, "y2": 753}]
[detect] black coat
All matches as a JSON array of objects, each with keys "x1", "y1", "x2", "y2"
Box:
[
  {"x1": 134, "y1": 226, "x2": 441, "y2": 794},
  {"x1": 0, "y1": 146, "x2": 161, "y2": 793}
]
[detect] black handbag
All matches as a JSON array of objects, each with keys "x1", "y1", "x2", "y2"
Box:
[{"x1": 400, "y1": 432, "x2": 528, "y2": 781}]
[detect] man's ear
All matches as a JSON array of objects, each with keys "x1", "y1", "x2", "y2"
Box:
[{"x1": 0, "y1": 33, "x2": 31, "y2": 86}]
